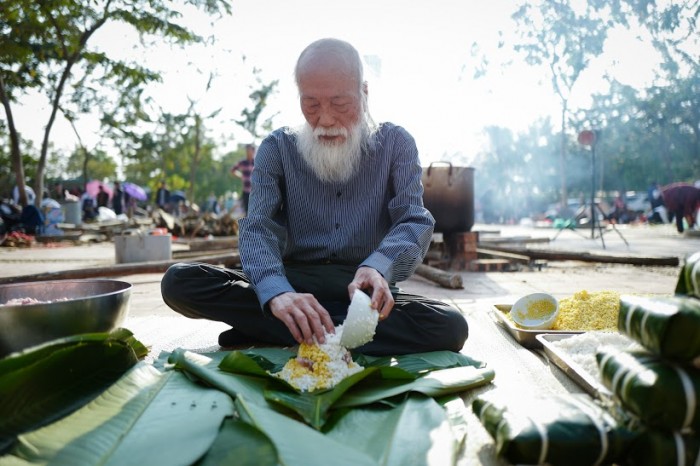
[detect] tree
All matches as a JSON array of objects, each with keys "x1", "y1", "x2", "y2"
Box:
[
  {"x1": 0, "y1": 0, "x2": 231, "y2": 206},
  {"x1": 235, "y1": 66, "x2": 279, "y2": 141},
  {"x1": 511, "y1": 0, "x2": 612, "y2": 208}
]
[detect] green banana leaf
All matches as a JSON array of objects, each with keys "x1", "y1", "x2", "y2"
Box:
[
  {"x1": 473, "y1": 393, "x2": 638, "y2": 466},
  {"x1": 168, "y1": 348, "x2": 271, "y2": 407},
  {"x1": 0, "y1": 329, "x2": 147, "y2": 453},
  {"x1": 597, "y1": 348, "x2": 700, "y2": 431},
  {"x1": 618, "y1": 294, "x2": 700, "y2": 361},
  {"x1": 357, "y1": 351, "x2": 487, "y2": 374},
  {"x1": 334, "y1": 366, "x2": 495, "y2": 408},
  {"x1": 675, "y1": 251, "x2": 700, "y2": 298},
  {"x1": 439, "y1": 395, "x2": 469, "y2": 456},
  {"x1": 222, "y1": 347, "x2": 295, "y2": 375},
  {"x1": 264, "y1": 368, "x2": 378, "y2": 429},
  {"x1": 195, "y1": 418, "x2": 278, "y2": 466},
  {"x1": 325, "y1": 394, "x2": 462, "y2": 466},
  {"x1": 0, "y1": 363, "x2": 234, "y2": 466},
  {"x1": 234, "y1": 395, "x2": 377, "y2": 466},
  {"x1": 625, "y1": 430, "x2": 700, "y2": 466},
  {"x1": 216, "y1": 348, "x2": 491, "y2": 429}
]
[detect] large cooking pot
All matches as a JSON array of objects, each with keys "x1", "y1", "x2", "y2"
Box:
[
  {"x1": 0, "y1": 279, "x2": 132, "y2": 357},
  {"x1": 421, "y1": 162, "x2": 475, "y2": 233}
]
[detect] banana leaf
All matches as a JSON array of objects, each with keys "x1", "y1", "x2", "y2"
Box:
[
  {"x1": 473, "y1": 393, "x2": 637, "y2": 466},
  {"x1": 675, "y1": 251, "x2": 700, "y2": 298},
  {"x1": 195, "y1": 418, "x2": 278, "y2": 466},
  {"x1": 167, "y1": 348, "x2": 271, "y2": 407},
  {"x1": 264, "y1": 368, "x2": 378, "y2": 429},
  {"x1": 357, "y1": 351, "x2": 487, "y2": 374},
  {"x1": 217, "y1": 348, "x2": 492, "y2": 430},
  {"x1": 625, "y1": 430, "x2": 700, "y2": 466},
  {"x1": 0, "y1": 329, "x2": 147, "y2": 453},
  {"x1": 0, "y1": 363, "x2": 235, "y2": 466},
  {"x1": 618, "y1": 294, "x2": 700, "y2": 361},
  {"x1": 235, "y1": 395, "x2": 377, "y2": 466},
  {"x1": 325, "y1": 394, "x2": 464, "y2": 466},
  {"x1": 597, "y1": 348, "x2": 700, "y2": 431},
  {"x1": 334, "y1": 366, "x2": 495, "y2": 408}
]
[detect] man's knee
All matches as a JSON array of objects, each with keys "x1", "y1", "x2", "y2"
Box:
[
  {"x1": 160, "y1": 262, "x2": 201, "y2": 317},
  {"x1": 444, "y1": 308, "x2": 469, "y2": 351}
]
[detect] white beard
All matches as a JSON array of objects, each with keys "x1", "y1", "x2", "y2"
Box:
[{"x1": 296, "y1": 121, "x2": 368, "y2": 183}]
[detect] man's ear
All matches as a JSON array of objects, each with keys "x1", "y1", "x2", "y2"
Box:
[{"x1": 362, "y1": 81, "x2": 368, "y2": 98}]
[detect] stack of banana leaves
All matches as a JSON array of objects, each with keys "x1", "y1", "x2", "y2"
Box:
[
  {"x1": 473, "y1": 250, "x2": 700, "y2": 466},
  {"x1": 0, "y1": 329, "x2": 495, "y2": 466}
]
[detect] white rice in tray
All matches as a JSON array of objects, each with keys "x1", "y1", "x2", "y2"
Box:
[
  {"x1": 549, "y1": 332, "x2": 643, "y2": 382},
  {"x1": 271, "y1": 325, "x2": 364, "y2": 392}
]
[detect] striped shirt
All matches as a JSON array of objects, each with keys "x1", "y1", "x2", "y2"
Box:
[
  {"x1": 231, "y1": 159, "x2": 254, "y2": 193},
  {"x1": 238, "y1": 123, "x2": 435, "y2": 307}
]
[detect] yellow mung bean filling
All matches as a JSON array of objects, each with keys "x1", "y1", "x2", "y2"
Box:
[
  {"x1": 551, "y1": 290, "x2": 620, "y2": 331},
  {"x1": 524, "y1": 299, "x2": 556, "y2": 320}
]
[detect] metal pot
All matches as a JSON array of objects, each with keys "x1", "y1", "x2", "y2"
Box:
[
  {"x1": 0, "y1": 279, "x2": 132, "y2": 357},
  {"x1": 421, "y1": 162, "x2": 475, "y2": 233}
]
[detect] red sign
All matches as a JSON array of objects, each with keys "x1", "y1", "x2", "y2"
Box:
[{"x1": 578, "y1": 130, "x2": 596, "y2": 146}]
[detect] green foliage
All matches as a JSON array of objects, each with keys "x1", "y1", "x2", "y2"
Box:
[
  {"x1": 0, "y1": 0, "x2": 232, "y2": 205},
  {"x1": 65, "y1": 147, "x2": 117, "y2": 181},
  {"x1": 234, "y1": 67, "x2": 280, "y2": 140}
]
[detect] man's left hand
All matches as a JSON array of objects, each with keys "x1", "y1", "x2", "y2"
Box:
[{"x1": 348, "y1": 267, "x2": 394, "y2": 320}]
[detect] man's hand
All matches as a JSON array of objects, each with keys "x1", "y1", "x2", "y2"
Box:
[
  {"x1": 269, "y1": 292, "x2": 335, "y2": 345},
  {"x1": 348, "y1": 267, "x2": 394, "y2": 320}
]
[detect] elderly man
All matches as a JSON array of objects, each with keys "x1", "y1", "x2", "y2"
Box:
[{"x1": 161, "y1": 38, "x2": 468, "y2": 355}]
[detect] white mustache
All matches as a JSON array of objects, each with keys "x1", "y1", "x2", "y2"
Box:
[{"x1": 313, "y1": 127, "x2": 348, "y2": 139}]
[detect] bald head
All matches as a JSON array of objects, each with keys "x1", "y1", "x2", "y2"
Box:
[{"x1": 294, "y1": 38, "x2": 364, "y2": 90}]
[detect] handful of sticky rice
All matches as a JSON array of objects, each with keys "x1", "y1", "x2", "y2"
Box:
[{"x1": 271, "y1": 327, "x2": 364, "y2": 392}]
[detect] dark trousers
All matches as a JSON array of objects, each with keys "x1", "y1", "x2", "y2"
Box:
[{"x1": 160, "y1": 262, "x2": 468, "y2": 356}]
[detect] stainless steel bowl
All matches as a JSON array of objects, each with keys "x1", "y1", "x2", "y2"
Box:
[{"x1": 0, "y1": 279, "x2": 132, "y2": 357}]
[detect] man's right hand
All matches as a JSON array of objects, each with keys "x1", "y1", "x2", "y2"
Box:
[{"x1": 269, "y1": 292, "x2": 335, "y2": 345}]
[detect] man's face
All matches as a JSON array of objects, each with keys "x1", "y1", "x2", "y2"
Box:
[{"x1": 298, "y1": 65, "x2": 363, "y2": 145}]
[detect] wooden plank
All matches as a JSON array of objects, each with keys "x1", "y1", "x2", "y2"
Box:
[
  {"x1": 0, "y1": 252, "x2": 241, "y2": 285},
  {"x1": 476, "y1": 248, "x2": 531, "y2": 264},
  {"x1": 481, "y1": 244, "x2": 679, "y2": 266},
  {"x1": 185, "y1": 236, "x2": 238, "y2": 252},
  {"x1": 479, "y1": 236, "x2": 551, "y2": 245}
]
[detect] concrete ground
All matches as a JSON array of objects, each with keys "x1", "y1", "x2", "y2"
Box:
[{"x1": 2, "y1": 222, "x2": 699, "y2": 465}]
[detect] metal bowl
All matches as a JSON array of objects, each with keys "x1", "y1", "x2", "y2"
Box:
[{"x1": 0, "y1": 279, "x2": 132, "y2": 357}]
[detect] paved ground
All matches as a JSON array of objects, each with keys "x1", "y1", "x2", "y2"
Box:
[{"x1": 2, "y1": 222, "x2": 699, "y2": 465}]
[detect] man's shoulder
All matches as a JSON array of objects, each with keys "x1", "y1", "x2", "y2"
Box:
[{"x1": 374, "y1": 122, "x2": 413, "y2": 140}]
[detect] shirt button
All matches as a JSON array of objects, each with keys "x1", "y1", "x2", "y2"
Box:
[
  {"x1": 335, "y1": 223, "x2": 340, "y2": 229},
  {"x1": 336, "y1": 192, "x2": 342, "y2": 197}
]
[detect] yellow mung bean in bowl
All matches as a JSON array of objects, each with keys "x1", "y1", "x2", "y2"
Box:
[{"x1": 510, "y1": 292, "x2": 560, "y2": 330}]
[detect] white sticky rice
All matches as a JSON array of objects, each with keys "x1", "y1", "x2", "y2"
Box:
[{"x1": 550, "y1": 332, "x2": 643, "y2": 381}]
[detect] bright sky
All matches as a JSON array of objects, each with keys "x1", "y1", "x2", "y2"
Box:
[{"x1": 13, "y1": 0, "x2": 661, "y2": 167}]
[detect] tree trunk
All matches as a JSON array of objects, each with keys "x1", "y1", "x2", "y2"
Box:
[
  {"x1": 187, "y1": 115, "x2": 202, "y2": 204},
  {"x1": 0, "y1": 75, "x2": 28, "y2": 207},
  {"x1": 559, "y1": 99, "x2": 568, "y2": 208}
]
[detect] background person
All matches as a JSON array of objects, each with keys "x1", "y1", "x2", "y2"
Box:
[
  {"x1": 161, "y1": 38, "x2": 468, "y2": 356},
  {"x1": 230, "y1": 144, "x2": 255, "y2": 216},
  {"x1": 155, "y1": 181, "x2": 170, "y2": 211},
  {"x1": 112, "y1": 181, "x2": 124, "y2": 216}
]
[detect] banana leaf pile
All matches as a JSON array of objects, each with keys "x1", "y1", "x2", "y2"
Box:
[
  {"x1": 625, "y1": 430, "x2": 700, "y2": 465},
  {"x1": 618, "y1": 295, "x2": 700, "y2": 362},
  {"x1": 675, "y1": 251, "x2": 700, "y2": 299},
  {"x1": 597, "y1": 349, "x2": 700, "y2": 431},
  {"x1": 587, "y1": 252, "x2": 700, "y2": 465},
  {"x1": 472, "y1": 394, "x2": 638, "y2": 466},
  {"x1": 0, "y1": 332, "x2": 495, "y2": 466}
]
